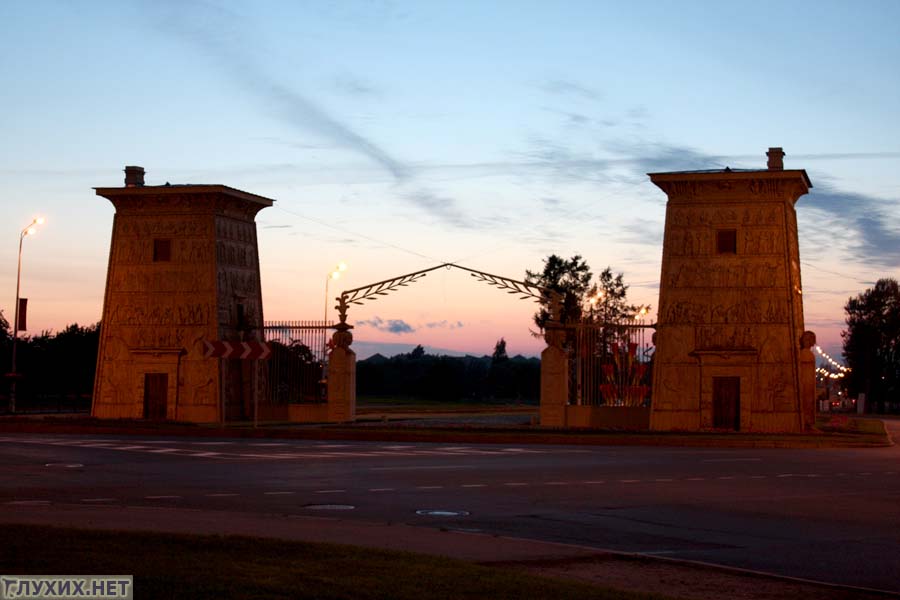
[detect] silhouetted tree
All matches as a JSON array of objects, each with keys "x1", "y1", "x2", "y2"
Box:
[
  {"x1": 585, "y1": 267, "x2": 643, "y2": 324},
  {"x1": 525, "y1": 254, "x2": 593, "y2": 331},
  {"x1": 526, "y1": 256, "x2": 647, "y2": 331},
  {"x1": 408, "y1": 345, "x2": 426, "y2": 360},
  {"x1": 0, "y1": 310, "x2": 9, "y2": 341},
  {"x1": 842, "y1": 278, "x2": 900, "y2": 411},
  {"x1": 491, "y1": 338, "x2": 509, "y2": 364}
]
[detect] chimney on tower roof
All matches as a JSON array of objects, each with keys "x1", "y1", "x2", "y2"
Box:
[
  {"x1": 766, "y1": 147, "x2": 785, "y2": 171},
  {"x1": 124, "y1": 165, "x2": 145, "y2": 187}
]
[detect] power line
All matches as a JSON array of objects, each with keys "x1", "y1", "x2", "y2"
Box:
[{"x1": 272, "y1": 204, "x2": 439, "y2": 263}]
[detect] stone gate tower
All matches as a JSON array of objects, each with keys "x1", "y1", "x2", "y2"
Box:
[
  {"x1": 649, "y1": 148, "x2": 816, "y2": 432},
  {"x1": 92, "y1": 166, "x2": 273, "y2": 422}
]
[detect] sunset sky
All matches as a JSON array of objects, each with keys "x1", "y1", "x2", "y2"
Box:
[{"x1": 2, "y1": 1, "x2": 898, "y2": 360}]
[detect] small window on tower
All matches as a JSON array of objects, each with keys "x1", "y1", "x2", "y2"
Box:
[
  {"x1": 153, "y1": 239, "x2": 172, "y2": 262},
  {"x1": 716, "y1": 229, "x2": 737, "y2": 254}
]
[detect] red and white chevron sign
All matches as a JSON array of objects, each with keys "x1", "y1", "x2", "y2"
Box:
[{"x1": 203, "y1": 340, "x2": 271, "y2": 360}]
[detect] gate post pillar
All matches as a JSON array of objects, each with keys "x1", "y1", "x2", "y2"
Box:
[
  {"x1": 540, "y1": 326, "x2": 568, "y2": 427},
  {"x1": 326, "y1": 325, "x2": 356, "y2": 423},
  {"x1": 799, "y1": 331, "x2": 817, "y2": 431}
]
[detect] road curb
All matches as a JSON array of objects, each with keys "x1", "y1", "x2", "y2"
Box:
[{"x1": 0, "y1": 417, "x2": 891, "y2": 449}]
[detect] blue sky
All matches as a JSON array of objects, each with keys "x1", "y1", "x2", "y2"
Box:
[{"x1": 1, "y1": 0, "x2": 898, "y2": 359}]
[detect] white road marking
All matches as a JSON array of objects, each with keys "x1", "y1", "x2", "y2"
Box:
[
  {"x1": 236, "y1": 453, "x2": 297, "y2": 459},
  {"x1": 461, "y1": 484, "x2": 486, "y2": 488},
  {"x1": 370, "y1": 465, "x2": 475, "y2": 471},
  {"x1": 582, "y1": 480, "x2": 606, "y2": 484},
  {"x1": 114, "y1": 446, "x2": 149, "y2": 450},
  {"x1": 717, "y1": 476, "x2": 736, "y2": 480},
  {"x1": 191, "y1": 442, "x2": 234, "y2": 446},
  {"x1": 190, "y1": 452, "x2": 222, "y2": 457},
  {"x1": 147, "y1": 448, "x2": 179, "y2": 454},
  {"x1": 504, "y1": 482, "x2": 529, "y2": 487},
  {"x1": 620, "y1": 479, "x2": 641, "y2": 483},
  {"x1": 263, "y1": 491, "x2": 295, "y2": 495},
  {"x1": 416, "y1": 486, "x2": 444, "y2": 490},
  {"x1": 6, "y1": 500, "x2": 51, "y2": 505},
  {"x1": 686, "y1": 477, "x2": 705, "y2": 481},
  {"x1": 315, "y1": 489, "x2": 346, "y2": 494}
]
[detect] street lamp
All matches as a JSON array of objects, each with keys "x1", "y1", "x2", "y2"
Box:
[
  {"x1": 322, "y1": 262, "x2": 347, "y2": 363},
  {"x1": 9, "y1": 216, "x2": 45, "y2": 414},
  {"x1": 588, "y1": 290, "x2": 606, "y2": 322},
  {"x1": 324, "y1": 262, "x2": 348, "y2": 324}
]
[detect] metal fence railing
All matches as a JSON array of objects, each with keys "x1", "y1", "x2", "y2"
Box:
[
  {"x1": 263, "y1": 321, "x2": 332, "y2": 404},
  {"x1": 569, "y1": 322, "x2": 654, "y2": 407}
]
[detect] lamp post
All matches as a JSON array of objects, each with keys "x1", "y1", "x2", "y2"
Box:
[
  {"x1": 9, "y1": 216, "x2": 45, "y2": 414},
  {"x1": 323, "y1": 262, "x2": 347, "y2": 359}
]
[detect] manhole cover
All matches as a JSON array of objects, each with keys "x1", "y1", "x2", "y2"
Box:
[
  {"x1": 415, "y1": 509, "x2": 470, "y2": 517},
  {"x1": 44, "y1": 463, "x2": 83, "y2": 468},
  {"x1": 303, "y1": 504, "x2": 355, "y2": 511}
]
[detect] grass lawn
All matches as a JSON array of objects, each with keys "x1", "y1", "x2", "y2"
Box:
[{"x1": 0, "y1": 525, "x2": 678, "y2": 600}]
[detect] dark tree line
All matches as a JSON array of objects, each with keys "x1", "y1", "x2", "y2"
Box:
[
  {"x1": 0, "y1": 311, "x2": 100, "y2": 412},
  {"x1": 843, "y1": 278, "x2": 899, "y2": 412},
  {"x1": 357, "y1": 340, "x2": 540, "y2": 403}
]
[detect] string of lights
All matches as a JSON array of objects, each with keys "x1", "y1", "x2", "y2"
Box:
[
  {"x1": 814, "y1": 345, "x2": 851, "y2": 373},
  {"x1": 816, "y1": 366, "x2": 846, "y2": 380}
]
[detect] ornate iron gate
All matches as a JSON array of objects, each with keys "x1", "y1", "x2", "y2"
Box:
[
  {"x1": 263, "y1": 321, "x2": 331, "y2": 404},
  {"x1": 570, "y1": 322, "x2": 654, "y2": 406}
]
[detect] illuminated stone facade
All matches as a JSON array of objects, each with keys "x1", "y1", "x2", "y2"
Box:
[
  {"x1": 92, "y1": 167, "x2": 273, "y2": 422},
  {"x1": 650, "y1": 149, "x2": 816, "y2": 432}
]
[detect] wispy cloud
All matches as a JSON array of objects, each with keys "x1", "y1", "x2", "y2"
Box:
[
  {"x1": 539, "y1": 79, "x2": 603, "y2": 102},
  {"x1": 401, "y1": 188, "x2": 473, "y2": 228},
  {"x1": 357, "y1": 316, "x2": 415, "y2": 334},
  {"x1": 332, "y1": 74, "x2": 379, "y2": 97},
  {"x1": 424, "y1": 320, "x2": 464, "y2": 329},
  {"x1": 803, "y1": 188, "x2": 900, "y2": 268},
  {"x1": 614, "y1": 218, "x2": 665, "y2": 247},
  {"x1": 147, "y1": 3, "x2": 485, "y2": 230},
  {"x1": 146, "y1": 6, "x2": 391, "y2": 165}
]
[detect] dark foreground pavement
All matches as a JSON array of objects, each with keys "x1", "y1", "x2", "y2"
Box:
[{"x1": 0, "y1": 423, "x2": 898, "y2": 596}]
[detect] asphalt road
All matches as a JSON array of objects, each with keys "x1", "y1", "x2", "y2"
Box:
[{"x1": 1, "y1": 426, "x2": 898, "y2": 592}]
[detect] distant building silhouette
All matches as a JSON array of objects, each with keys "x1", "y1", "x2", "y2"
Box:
[
  {"x1": 92, "y1": 166, "x2": 273, "y2": 422},
  {"x1": 650, "y1": 148, "x2": 817, "y2": 432}
]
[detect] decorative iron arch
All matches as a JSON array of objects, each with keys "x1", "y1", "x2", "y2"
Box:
[{"x1": 333, "y1": 262, "x2": 563, "y2": 331}]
